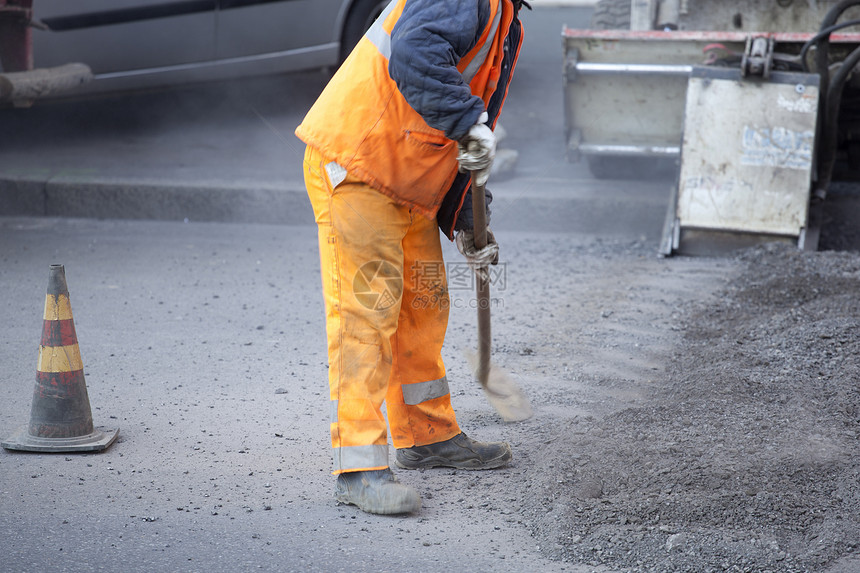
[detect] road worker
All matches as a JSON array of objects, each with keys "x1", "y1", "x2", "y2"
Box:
[{"x1": 295, "y1": 0, "x2": 527, "y2": 515}]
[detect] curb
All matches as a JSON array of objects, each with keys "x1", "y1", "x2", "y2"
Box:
[
  {"x1": 0, "y1": 172, "x2": 673, "y2": 241},
  {"x1": 0, "y1": 175, "x2": 313, "y2": 225}
]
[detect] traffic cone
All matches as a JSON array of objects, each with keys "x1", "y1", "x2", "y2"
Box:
[{"x1": 2, "y1": 264, "x2": 118, "y2": 453}]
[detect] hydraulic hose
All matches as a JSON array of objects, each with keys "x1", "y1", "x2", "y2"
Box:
[
  {"x1": 800, "y1": 19, "x2": 860, "y2": 72},
  {"x1": 816, "y1": 44, "x2": 860, "y2": 196},
  {"x1": 813, "y1": 0, "x2": 860, "y2": 194},
  {"x1": 815, "y1": 1, "x2": 860, "y2": 95}
]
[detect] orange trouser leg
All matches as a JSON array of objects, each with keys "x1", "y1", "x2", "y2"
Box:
[
  {"x1": 303, "y1": 146, "x2": 460, "y2": 474},
  {"x1": 386, "y1": 216, "x2": 461, "y2": 449}
]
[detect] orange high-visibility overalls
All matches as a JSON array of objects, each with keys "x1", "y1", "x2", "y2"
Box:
[{"x1": 296, "y1": 0, "x2": 521, "y2": 474}]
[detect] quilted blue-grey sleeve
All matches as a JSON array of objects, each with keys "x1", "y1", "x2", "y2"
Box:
[{"x1": 388, "y1": 0, "x2": 490, "y2": 141}]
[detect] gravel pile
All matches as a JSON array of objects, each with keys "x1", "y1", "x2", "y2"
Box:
[{"x1": 515, "y1": 241, "x2": 860, "y2": 572}]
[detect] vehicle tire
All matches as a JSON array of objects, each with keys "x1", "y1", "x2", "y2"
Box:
[
  {"x1": 590, "y1": 0, "x2": 631, "y2": 30},
  {"x1": 340, "y1": 0, "x2": 388, "y2": 62}
]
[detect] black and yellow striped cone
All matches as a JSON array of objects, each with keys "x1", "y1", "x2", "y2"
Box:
[{"x1": 2, "y1": 264, "x2": 118, "y2": 452}]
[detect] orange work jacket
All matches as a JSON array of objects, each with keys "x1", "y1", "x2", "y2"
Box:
[{"x1": 295, "y1": 0, "x2": 522, "y2": 221}]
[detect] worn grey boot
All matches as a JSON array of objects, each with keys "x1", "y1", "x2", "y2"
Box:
[
  {"x1": 335, "y1": 468, "x2": 421, "y2": 515},
  {"x1": 395, "y1": 432, "x2": 512, "y2": 470}
]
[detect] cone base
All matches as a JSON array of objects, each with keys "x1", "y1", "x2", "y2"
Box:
[{"x1": 2, "y1": 426, "x2": 119, "y2": 453}]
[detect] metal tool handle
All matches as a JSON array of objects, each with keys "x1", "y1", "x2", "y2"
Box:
[
  {"x1": 472, "y1": 180, "x2": 488, "y2": 251},
  {"x1": 471, "y1": 177, "x2": 491, "y2": 387}
]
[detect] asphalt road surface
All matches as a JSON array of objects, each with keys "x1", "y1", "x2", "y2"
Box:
[
  {"x1": 0, "y1": 218, "x2": 597, "y2": 573},
  {"x1": 0, "y1": 214, "x2": 718, "y2": 573},
  {"x1": 10, "y1": 5, "x2": 860, "y2": 573}
]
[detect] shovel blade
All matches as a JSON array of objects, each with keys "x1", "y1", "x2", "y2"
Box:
[{"x1": 466, "y1": 351, "x2": 533, "y2": 422}]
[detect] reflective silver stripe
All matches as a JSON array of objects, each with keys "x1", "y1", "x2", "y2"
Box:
[
  {"x1": 333, "y1": 444, "x2": 389, "y2": 473},
  {"x1": 401, "y1": 376, "x2": 450, "y2": 405},
  {"x1": 365, "y1": 0, "x2": 399, "y2": 59},
  {"x1": 461, "y1": 5, "x2": 502, "y2": 84},
  {"x1": 330, "y1": 399, "x2": 339, "y2": 424}
]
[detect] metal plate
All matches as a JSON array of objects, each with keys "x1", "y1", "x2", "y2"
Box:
[{"x1": 676, "y1": 66, "x2": 819, "y2": 237}]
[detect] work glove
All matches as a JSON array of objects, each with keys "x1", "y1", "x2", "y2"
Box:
[
  {"x1": 457, "y1": 111, "x2": 496, "y2": 188},
  {"x1": 456, "y1": 228, "x2": 499, "y2": 283}
]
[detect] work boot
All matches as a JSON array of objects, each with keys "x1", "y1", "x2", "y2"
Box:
[
  {"x1": 334, "y1": 468, "x2": 421, "y2": 515},
  {"x1": 395, "y1": 432, "x2": 512, "y2": 470}
]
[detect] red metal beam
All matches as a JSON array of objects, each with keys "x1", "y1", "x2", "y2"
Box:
[{"x1": 562, "y1": 27, "x2": 860, "y2": 44}]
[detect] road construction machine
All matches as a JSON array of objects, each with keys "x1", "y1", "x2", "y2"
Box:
[{"x1": 563, "y1": 0, "x2": 860, "y2": 254}]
